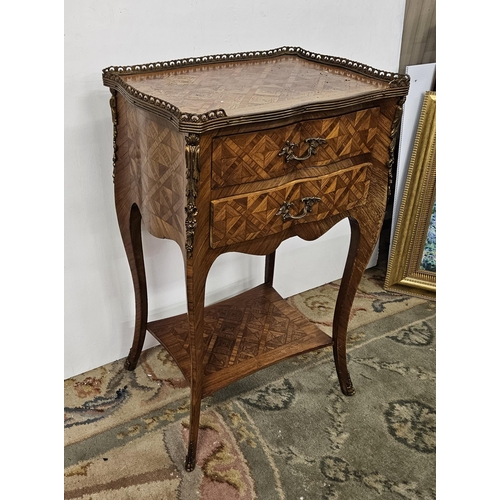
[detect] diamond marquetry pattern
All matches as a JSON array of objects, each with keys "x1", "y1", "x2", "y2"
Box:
[
  {"x1": 212, "y1": 108, "x2": 379, "y2": 188},
  {"x1": 120, "y1": 55, "x2": 389, "y2": 117},
  {"x1": 122, "y1": 101, "x2": 186, "y2": 236},
  {"x1": 212, "y1": 123, "x2": 301, "y2": 187},
  {"x1": 211, "y1": 163, "x2": 371, "y2": 248},
  {"x1": 142, "y1": 124, "x2": 186, "y2": 235},
  {"x1": 158, "y1": 291, "x2": 309, "y2": 376}
]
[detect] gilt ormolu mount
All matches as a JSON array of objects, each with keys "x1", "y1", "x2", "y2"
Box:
[{"x1": 103, "y1": 46, "x2": 409, "y2": 471}]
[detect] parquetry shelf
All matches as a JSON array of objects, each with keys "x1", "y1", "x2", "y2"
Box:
[{"x1": 102, "y1": 46, "x2": 409, "y2": 471}]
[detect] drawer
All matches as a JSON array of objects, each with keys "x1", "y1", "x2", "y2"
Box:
[
  {"x1": 211, "y1": 107, "x2": 379, "y2": 188},
  {"x1": 210, "y1": 162, "x2": 371, "y2": 248}
]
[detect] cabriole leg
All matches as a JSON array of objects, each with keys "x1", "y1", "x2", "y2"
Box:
[
  {"x1": 264, "y1": 251, "x2": 276, "y2": 286},
  {"x1": 116, "y1": 203, "x2": 148, "y2": 371},
  {"x1": 332, "y1": 215, "x2": 382, "y2": 396},
  {"x1": 184, "y1": 259, "x2": 210, "y2": 472}
]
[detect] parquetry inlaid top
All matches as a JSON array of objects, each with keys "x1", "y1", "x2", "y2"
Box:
[
  {"x1": 102, "y1": 47, "x2": 409, "y2": 132},
  {"x1": 120, "y1": 56, "x2": 387, "y2": 116}
]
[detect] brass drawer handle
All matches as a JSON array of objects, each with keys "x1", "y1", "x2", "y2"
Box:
[
  {"x1": 275, "y1": 197, "x2": 322, "y2": 221},
  {"x1": 278, "y1": 137, "x2": 327, "y2": 162}
]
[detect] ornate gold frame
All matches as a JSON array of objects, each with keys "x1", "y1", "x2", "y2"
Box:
[{"x1": 384, "y1": 91, "x2": 436, "y2": 300}]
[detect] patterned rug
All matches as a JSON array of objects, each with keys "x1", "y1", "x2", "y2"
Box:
[{"x1": 64, "y1": 267, "x2": 436, "y2": 499}]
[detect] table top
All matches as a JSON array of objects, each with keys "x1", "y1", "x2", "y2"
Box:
[{"x1": 103, "y1": 46, "x2": 409, "y2": 132}]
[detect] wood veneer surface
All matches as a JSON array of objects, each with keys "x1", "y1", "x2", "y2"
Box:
[
  {"x1": 146, "y1": 284, "x2": 332, "y2": 397},
  {"x1": 210, "y1": 163, "x2": 371, "y2": 248},
  {"x1": 211, "y1": 107, "x2": 379, "y2": 188},
  {"x1": 121, "y1": 55, "x2": 389, "y2": 116}
]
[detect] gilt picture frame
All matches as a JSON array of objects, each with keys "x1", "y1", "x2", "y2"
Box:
[{"x1": 384, "y1": 91, "x2": 436, "y2": 300}]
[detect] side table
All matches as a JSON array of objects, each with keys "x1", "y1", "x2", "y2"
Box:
[{"x1": 102, "y1": 47, "x2": 409, "y2": 471}]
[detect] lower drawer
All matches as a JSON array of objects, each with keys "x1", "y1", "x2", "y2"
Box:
[{"x1": 210, "y1": 163, "x2": 371, "y2": 248}]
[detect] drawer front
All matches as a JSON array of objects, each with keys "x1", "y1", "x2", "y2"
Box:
[
  {"x1": 211, "y1": 107, "x2": 379, "y2": 188},
  {"x1": 210, "y1": 163, "x2": 371, "y2": 248}
]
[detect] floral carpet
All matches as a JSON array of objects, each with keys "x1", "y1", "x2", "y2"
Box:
[{"x1": 64, "y1": 267, "x2": 436, "y2": 499}]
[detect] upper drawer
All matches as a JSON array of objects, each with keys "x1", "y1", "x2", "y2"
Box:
[{"x1": 211, "y1": 107, "x2": 379, "y2": 188}]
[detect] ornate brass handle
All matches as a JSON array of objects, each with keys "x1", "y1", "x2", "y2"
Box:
[
  {"x1": 275, "y1": 197, "x2": 322, "y2": 222},
  {"x1": 278, "y1": 137, "x2": 327, "y2": 162}
]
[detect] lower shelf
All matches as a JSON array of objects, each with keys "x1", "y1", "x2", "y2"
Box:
[{"x1": 147, "y1": 283, "x2": 333, "y2": 397}]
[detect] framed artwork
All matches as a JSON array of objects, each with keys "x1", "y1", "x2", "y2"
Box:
[{"x1": 384, "y1": 91, "x2": 436, "y2": 300}]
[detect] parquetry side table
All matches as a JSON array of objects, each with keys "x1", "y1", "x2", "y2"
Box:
[{"x1": 102, "y1": 47, "x2": 409, "y2": 471}]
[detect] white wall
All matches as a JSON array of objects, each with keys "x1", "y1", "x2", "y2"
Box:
[{"x1": 64, "y1": 0, "x2": 406, "y2": 379}]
